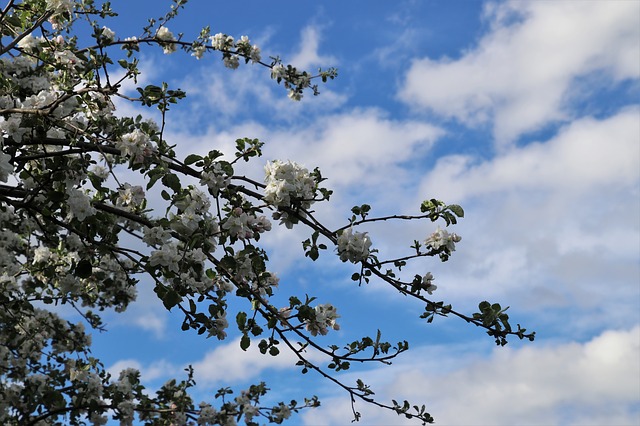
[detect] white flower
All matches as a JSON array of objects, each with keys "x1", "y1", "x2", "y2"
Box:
[
  {"x1": 116, "y1": 129, "x2": 154, "y2": 163},
  {"x1": 143, "y1": 226, "x2": 172, "y2": 246},
  {"x1": 425, "y1": 226, "x2": 461, "y2": 252},
  {"x1": 90, "y1": 165, "x2": 109, "y2": 180},
  {"x1": 0, "y1": 150, "x2": 13, "y2": 182},
  {"x1": 288, "y1": 89, "x2": 302, "y2": 101},
  {"x1": 156, "y1": 27, "x2": 176, "y2": 54},
  {"x1": 46, "y1": 0, "x2": 73, "y2": 15},
  {"x1": 67, "y1": 189, "x2": 96, "y2": 222},
  {"x1": 33, "y1": 247, "x2": 52, "y2": 264},
  {"x1": 149, "y1": 242, "x2": 181, "y2": 273},
  {"x1": 422, "y1": 272, "x2": 437, "y2": 295},
  {"x1": 249, "y1": 45, "x2": 261, "y2": 63},
  {"x1": 17, "y1": 34, "x2": 38, "y2": 50},
  {"x1": 210, "y1": 33, "x2": 233, "y2": 50},
  {"x1": 337, "y1": 227, "x2": 372, "y2": 263},
  {"x1": 271, "y1": 64, "x2": 286, "y2": 80},
  {"x1": 200, "y1": 163, "x2": 230, "y2": 196},
  {"x1": 305, "y1": 303, "x2": 340, "y2": 336},
  {"x1": 117, "y1": 184, "x2": 145, "y2": 209},
  {"x1": 223, "y1": 55, "x2": 239, "y2": 69},
  {"x1": 263, "y1": 160, "x2": 316, "y2": 208},
  {"x1": 198, "y1": 404, "x2": 217, "y2": 424},
  {"x1": 191, "y1": 44, "x2": 206, "y2": 59},
  {"x1": 101, "y1": 26, "x2": 116, "y2": 42}
]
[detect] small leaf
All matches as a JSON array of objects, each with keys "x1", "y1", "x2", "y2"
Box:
[
  {"x1": 184, "y1": 154, "x2": 202, "y2": 165},
  {"x1": 240, "y1": 334, "x2": 250, "y2": 351},
  {"x1": 448, "y1": 204, "x2": 465, "y2": 218}
]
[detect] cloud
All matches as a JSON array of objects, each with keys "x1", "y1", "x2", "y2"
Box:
[
  {"x1": 189, "y1": 337, "x2": 325, "y2": 388},
  {"x1": 289, "y1": 25, "x2": 337, "y2": 70},
  {"x1": 302, "y1": 326, "x2": 640, "y2": 426},
  {"x1": 403, "y1": 109, "x2": 640, "y2": 336},
  {"x1": 398, "y1": 1, "x2": 640, "y2": 144},
  {"x1": 419, "y1": 108, "x2": 640, "y2": 202},
  {"x1": 107, "y1": 358, "x2": 174, "y2": 382}
]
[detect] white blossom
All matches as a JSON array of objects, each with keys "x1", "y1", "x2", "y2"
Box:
[
  {"x1": 101, "y1": 26, "x2": 116, "y2": 42},
  {"x1": 200, "y1": 163, "x2": 230, "y2": 196},
  {"x1": 264, "y1": 160, "x2": 316, "y2": 209},
  {"x1": 422, "y1": 272, "x2": 437, "y2": 295},
  {"x1": 210, "y1": 33, "x2": 233, "y2": 50},
  {"x1": 33, "y1": 247, "x2": 52, "y2": 264},
  {"x1": 67, "y1": 189, "x2": 96, "y2": 221},
  {"x1": 337, "y1": 227, "x2": 372, "y2": 263},
  {"x1": 425, "y1": 226, "x2": 461, "y2": 252},
  {"x1": 149, "y1": 242, "x2": 181, "y2": 273},
  {"x1": 306, "y1": 303, "x2": 340, "y2": 336},
  {"x1": 0, "y1": 150, "x2": 13, "y2": 182},
  {"x1": 156, "y1": 27, "x2": 177, "y2": 54},
  {"x1": 116, "y1": 129, "x2": 154, "y2": 163},
  {"x1": 223, "y1": 55, "x2": 240, "y2": 69}
]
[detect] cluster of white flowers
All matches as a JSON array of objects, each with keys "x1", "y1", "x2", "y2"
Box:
[
  {"x1": 197, "y1": 402, "x2": 218, "y2": 425},
  {"x1": 101, "y1": 26, "x2": 116, "y2": 42},
  {"x1": 210, "y1": 33, "x2": 234, "y2": 50},
  {"x1": 425, "y1": 226, "x2": 461, "y2": 252},
  {"x1": 235, "y1": 392, "x2": 260, "y2": 423},
  {"x1": 46, "y1": 0, "x2": 73, "y2": 29},
  {"x1": 66, "y1": 188, "x2": 96, "y2": 222},
  {"x1": 269, "y1": 64, "x2": 312, "y2": 101},
  {"x1": 142, "y1": 226, "x2": 172, "y2": 246},
  {"x1": 115, "y1": 129, "x2": 155, "y2": 164},
  {"x1": 237, "y1": 35, "x2": 261, "y2": 63},
  {"x1": 117, "y1": 184, "x2": 145, "y2": 210},
  {"x1": 336, "y1": 227, "x2": 372, "y2": 263},
  {"x1": 200, "y1": 162, "x2": 230, "y2": 196},
  {"x1": 148, "y1": 242, "x2": 181, "y2": 273},
  {"x1": 191, "y1": 44, "x2": 206, "y2": 59},
  {"x1": 155, "y1": 27, "x2": 177, "y2": 54},
  {"x1": 422, "y1": 272, "x2": 437, "y2": 295},
  {"x1": 271, "y1": 403, "x2": 292, "y2": 423},
  {"x1": 264, "y1": 159, "x2": 316, "y2": 210},
  {"x1": 210, "y1": 33, "x2": 261, "y2": 69},
  {"x1": 222, "y1": 207, "x2": 271, "y2": 241},
  {"x1": 0, "y1": 150, "x2": 13, "y2": 182},
  {"x1": 305, "y1": 303, "x2": 340, "y2": 336}
]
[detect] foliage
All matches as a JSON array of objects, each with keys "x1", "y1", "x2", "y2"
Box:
[{"x1": 0, "y1": 0, "x2": 535, "y2": 424}]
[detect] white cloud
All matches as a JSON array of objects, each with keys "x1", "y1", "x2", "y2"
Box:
[
  {"x1": 190, "y1": 337, "x2": 324, "y2": 387},
  {"x1": 107, "y1": 358, "x2": 174, "y2": 382},
  {"x1": 398, "y1": 1, "x2": 640, "y2": 144},
  {"x1": 404, "y1": 109, "x2": 640, "y2": 333},
  {"x1": 303, "y1": 326, "x2": 640, "y2": 426},
  {"x1": 289, "y1": 25, "x2": 337, "y2": 70},
  {"x1": 419, "y1": 108, "x2": 640, "y2": 202}
]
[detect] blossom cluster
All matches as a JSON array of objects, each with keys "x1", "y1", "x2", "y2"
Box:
[
  {"x1": 222, "y1": 207, "x2": 272, "y2": 241},
  {"x1": 336, "y1": 227, "x2": 372, "y2": 263},
  {"x1": 263, "y1": 160, "x2": 318, "y2": 227},
  {"x1": 305, "y1": 304, "x2": 341, "y2": 336},
  {"x1": 422, "y1": 272, "x2": 437, "y2": 295},
  {"x1": 116, "y1": 129, "x2": 156, "y2": 164},
  {"x1": 425, "y1": 226, "x2": 462, "y2": 252},
  {"x1": 210, "y1": 33, "x2": 261, "y2": 68}
]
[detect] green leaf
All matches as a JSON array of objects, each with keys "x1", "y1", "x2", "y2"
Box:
[
  {"x1": 448, "y1": 204, "x2": 464, "y2": 218},
  {"x1": 236, "y1": 311, "x2": 247, "y2": 329},
  {"x1": 240, "y1": 334, "x2": 250, "y2": 351},
  {"x1": 161, "y1": 173, "x2": 181, "y2": 193},
  {"x1": 160, "y1": 289, "x2": 181, "y2": 310},
  {"x1": 184, "y1": 154, "x2": 202, "y2": 165}
]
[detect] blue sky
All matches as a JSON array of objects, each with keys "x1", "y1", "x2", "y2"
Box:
[{"x1": 89, "y1": 1, "x2": 639, "y2": 424}]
